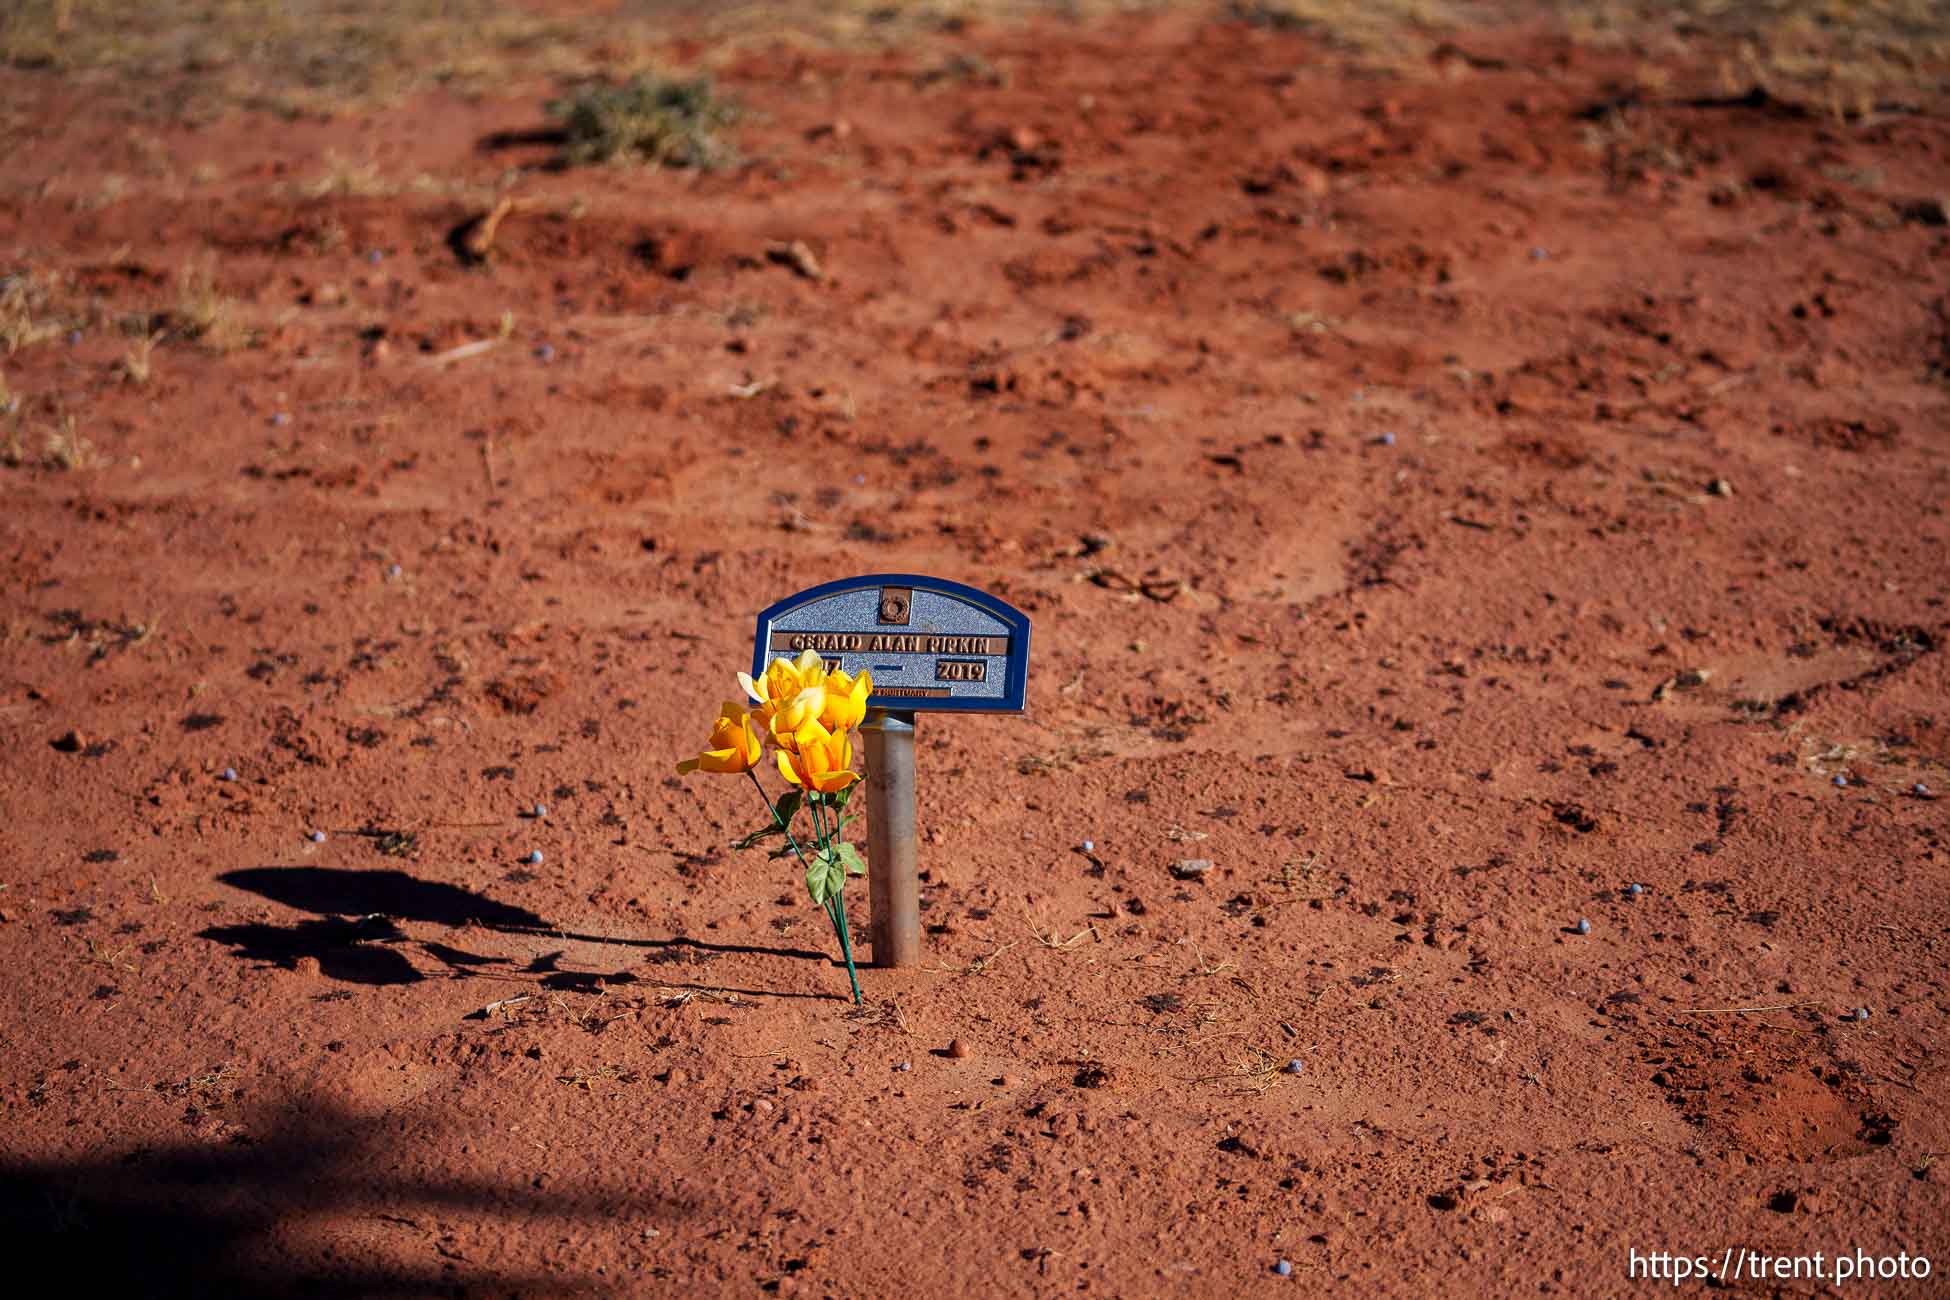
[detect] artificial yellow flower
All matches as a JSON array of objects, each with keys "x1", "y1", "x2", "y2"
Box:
[
  {"x1": 675, "y1": 702, "x2": 764, "y2": 775},
  {"x1": 772, "y1": 684, "x2": 828, "y2": 739},
  {"x1": 775, "y1": 719, "x2": 859, "y2": 794},
  {"x1": 820, "y1": 668, "x2": 873, "y2": 731},
  {"x1": 789, "y1": 647, "x2": 828, "y2": 687},
  {"x1": 738, "y1": 650, "x2": 831, "y2": 719}
]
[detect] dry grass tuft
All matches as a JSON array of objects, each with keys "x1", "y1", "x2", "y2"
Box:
[
  {"x1": 547, "y1": 74, "x2": 739, "y2": 170},
  {"x1": 169, "y1": 261, "x2": 247, "y2": 352},
  {"x1": 0, "y1": 270, "x2": 68, "y2": 354},
  {"x1": 4, "y1": 414, "x2": 101, "y2": 472},
  {"x1": 1563, "y1": 0, "x2": 1950, "y2": 114},
  {"x1": 118, "y1": 330, "x2": 162, "y2": 385}
]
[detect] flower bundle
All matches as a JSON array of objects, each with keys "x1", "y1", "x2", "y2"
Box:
[{"x1": 675, "y1": 649, "x2": 874, "y2": 1002}]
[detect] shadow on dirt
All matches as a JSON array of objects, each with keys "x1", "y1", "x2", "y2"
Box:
[
  {"x1": 202, "y1": 867, "x2": 833, "y2": 985},
  {"x1": 221, "y1": 866, "x2": 550, "y2": 928},
  {"x1": 0, "y1": 1093, "x2": 676, "y2": 1296}
]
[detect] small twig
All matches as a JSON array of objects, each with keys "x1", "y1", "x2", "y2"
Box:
[
  {"x1": 469, "y1": 993, "x2": 530, "y2": 1019},
  {"x1": 923, "y1": 940, "x2": 1017, "y2": 976},
  {"x1": 1676, "y1": 1001, "x2": 1825, "y2": 1015},
  {"x1": 426, "y1": 338, "x2": 504, "y2": 367},
  {"x1": 1029, "y1": 920, "x2": 1095, "y2": 950}
]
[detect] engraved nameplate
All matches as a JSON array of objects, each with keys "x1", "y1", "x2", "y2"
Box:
[{"x1": 751, "y1": 574, "x2": 1031, "y2": 713}]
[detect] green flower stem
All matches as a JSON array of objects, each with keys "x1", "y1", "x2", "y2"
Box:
[
  {"x1": 746, "y1": 768, "x2": 809, "y2": 861},
  {"x1": 753, "y1": 774, "x2": 861, "y2": 1005},
  {"x1": 806, "y1": 785, "x2": 826, "y2": 849},
  {"x1": 830, "y1": 887, "x2": 862, "y2": 1004},
  {"x1": 812, "y1": 793, "x2": 863, "y2": 1004}
]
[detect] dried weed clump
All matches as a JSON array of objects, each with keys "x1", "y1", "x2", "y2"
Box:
[
  {"x1": 546, "y1": 75, "x2": 738, "y2": 170},
  {"x1": 169, "y1": 262, "x2": 248, "y2": 352},
  {"x1": 0, "y1": 270, "x2": 68, "y2": 354}
]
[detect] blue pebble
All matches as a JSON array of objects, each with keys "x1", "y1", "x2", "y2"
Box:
[
  {"x1": 535, "y1": 344, "x2": 555, "y2": 362},
  {"x1": 1833, "y1": 775, "x2": 1848, "y2": 787},
  {"x1": 271, "y1": 412, "x2": 291, "y2": 427},
  {"x1": 367, "y1": 250, "x2": 384, "y2": 264},
  {"x1": 1378, "y1": 431, "x2": 1396, "y2": 446},
  {"x1": 309, "y1": 829, "x2": 327, "y2": 843},
  {"x1": 534, "y1": 803, "x2": 548, "y2": 818},
  {"x1": 221, "y1": 767, "x2": 239, "y2": 782},
  {"x1": 526, "y1": 849, "x2": 544, "y2": 865},
  {"x1": 1851, "y1": 1007, "x2": 1870, "y2": 1022},
  {"x1": 1282, "y1": 1059, "x2": 1304, "y2": 1075},
  {"x1": 1914, "y1": 782, "x2": 1932, "y2": 797},
  {"x1": 1275, "y1": 1259, "x2": 1293, "y2": 1277},
  {"x1": 1574, "y1": 918, "x2": 1591, "y2": 935},
  {"x1": 67, "y1": 329, "x2": 82, "y2": 345},
  {"x1": 1625, "y1": 883, "x2": 1644, "y2": 897},
  {"x1": 386, "y1": 562, "x2": 402, "y2": 578},
  {"x1": 1080, "y1": 838, "x2": 1094, "y2": 853}
]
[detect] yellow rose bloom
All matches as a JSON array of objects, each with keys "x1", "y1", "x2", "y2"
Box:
[
  {"x1": 775, "y1": 719, "x2": 859, "y2": 794},
  {"x1": 773, "y1": 684, "x2": 827, "y2": 737},
  {"x1": 789, "y1": 647, "x2": 828, "y2": 688},
  {"x1": 820, "y1": 668, "x2": 873, "y2": 731},
  {"x1": 675, "y1": 702, "x2": 764, "y2": 775},
  {"x1": 739, "y1": 651, "x2": 834, "y2": 734}
]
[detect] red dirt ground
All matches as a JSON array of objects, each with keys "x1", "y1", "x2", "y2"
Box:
[{"x1": 2, "y1": 4, "x2": 1947, "y2": 1295}]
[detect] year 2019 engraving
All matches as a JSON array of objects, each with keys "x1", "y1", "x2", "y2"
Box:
[{"x1": 935, "y1": 659, "x2": 986, "y2": 682}]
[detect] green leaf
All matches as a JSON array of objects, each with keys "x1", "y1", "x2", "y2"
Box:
[
  {"x1": 773, "y1": 789, "x2": 803, "y2": 827},
  {"x1": 805, "y1": 851, "x2": 844, "y2": 907},
  {"x1": 731, "y1": 823, "x2": 782, "y2": 851},
  {"x1": 731, "y1": 790, "x2": 804, "y2": 852},
  {"x1": 836, "y1": 841, "x2": 866, "y2": 876}
]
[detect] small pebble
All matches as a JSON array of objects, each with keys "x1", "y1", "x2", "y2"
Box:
[
  {"x1": 271, "y1": 412, "x2": 291, "y2": 427},
  {"x1": 1625, "y1": 882, "x2": 1644, "y2": 897},
  {"x1": 894, "y1": 1061, "x2": 911, "y2": 1073},
  {"x1": 308, "y1": 829, "x2": 327, "y2": 843},
  {"x1": 1282, "y1": 1059, "x2": 1304, "y2": 1075},
  {"x1": 852, "y1": 473, "x2": 866, "y2": 485},
  {"x1": 1833, "y1": 774, "x2": 1849, "y2": 787},
  {"x1": 386, "y1": 562, "x2": 402, "y2": 579},
  {"x1": 67, "y1": 329, "x2": 83, "y2": 345},
  {"x1": 1080, "y1": 838, "x2": 1094, "y2": 853},
  {"x1": 946, "y1": 1038, "x2": 969, "y2": 1059},
  {"x1": 366, "y1": 249, "x2": 384, "y2": 264},
  {"x1": 535, "y1": 344, "x2": 556, "y2": 362},
  {"x1": 1914, "y1": 782, "x2": 1931, "y2": 797},
  {"x1": 526, "y1": 849, "x2": 544, "y2": 865},
  {"x1": 533, "y1": 803, "x2": 548, "y2": 818},
  {"x1": 1529, "y1": 246, "x2": 1549, "y2": 261},
  {"x1": 221, "y1": 767, "x2": 239, "y2": 782},
  {"x1": 1377, "y1": 431, "x2": 1396, "y2": 446},
  {"x1": 1850, "y1": 1007, "x2": 1870, "y2": 1022},
  {"x1": 1574, "y1": 917, "x2": 1591, "y2": 935},
  {"x1": 1275, "y1": 1259, "x2": 1293, "y2": 1277}
]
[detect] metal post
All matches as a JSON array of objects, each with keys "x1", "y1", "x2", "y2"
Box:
[{"x1": 860, "y1": 709, "x2": 920, "y2": 968}]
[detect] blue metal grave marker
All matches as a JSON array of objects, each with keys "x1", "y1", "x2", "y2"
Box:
[{"x1": 752, "y1": 575, "x2": 1032, "y2": 967}]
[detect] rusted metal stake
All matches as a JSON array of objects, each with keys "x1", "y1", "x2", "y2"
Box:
[{"x1": 861, "y1": 708, "x2": 920, "y2": 968}]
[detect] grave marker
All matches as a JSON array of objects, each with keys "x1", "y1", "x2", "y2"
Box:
[{"x1": 752, "y1": 574, "x2": 1031, "y2": 967}]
